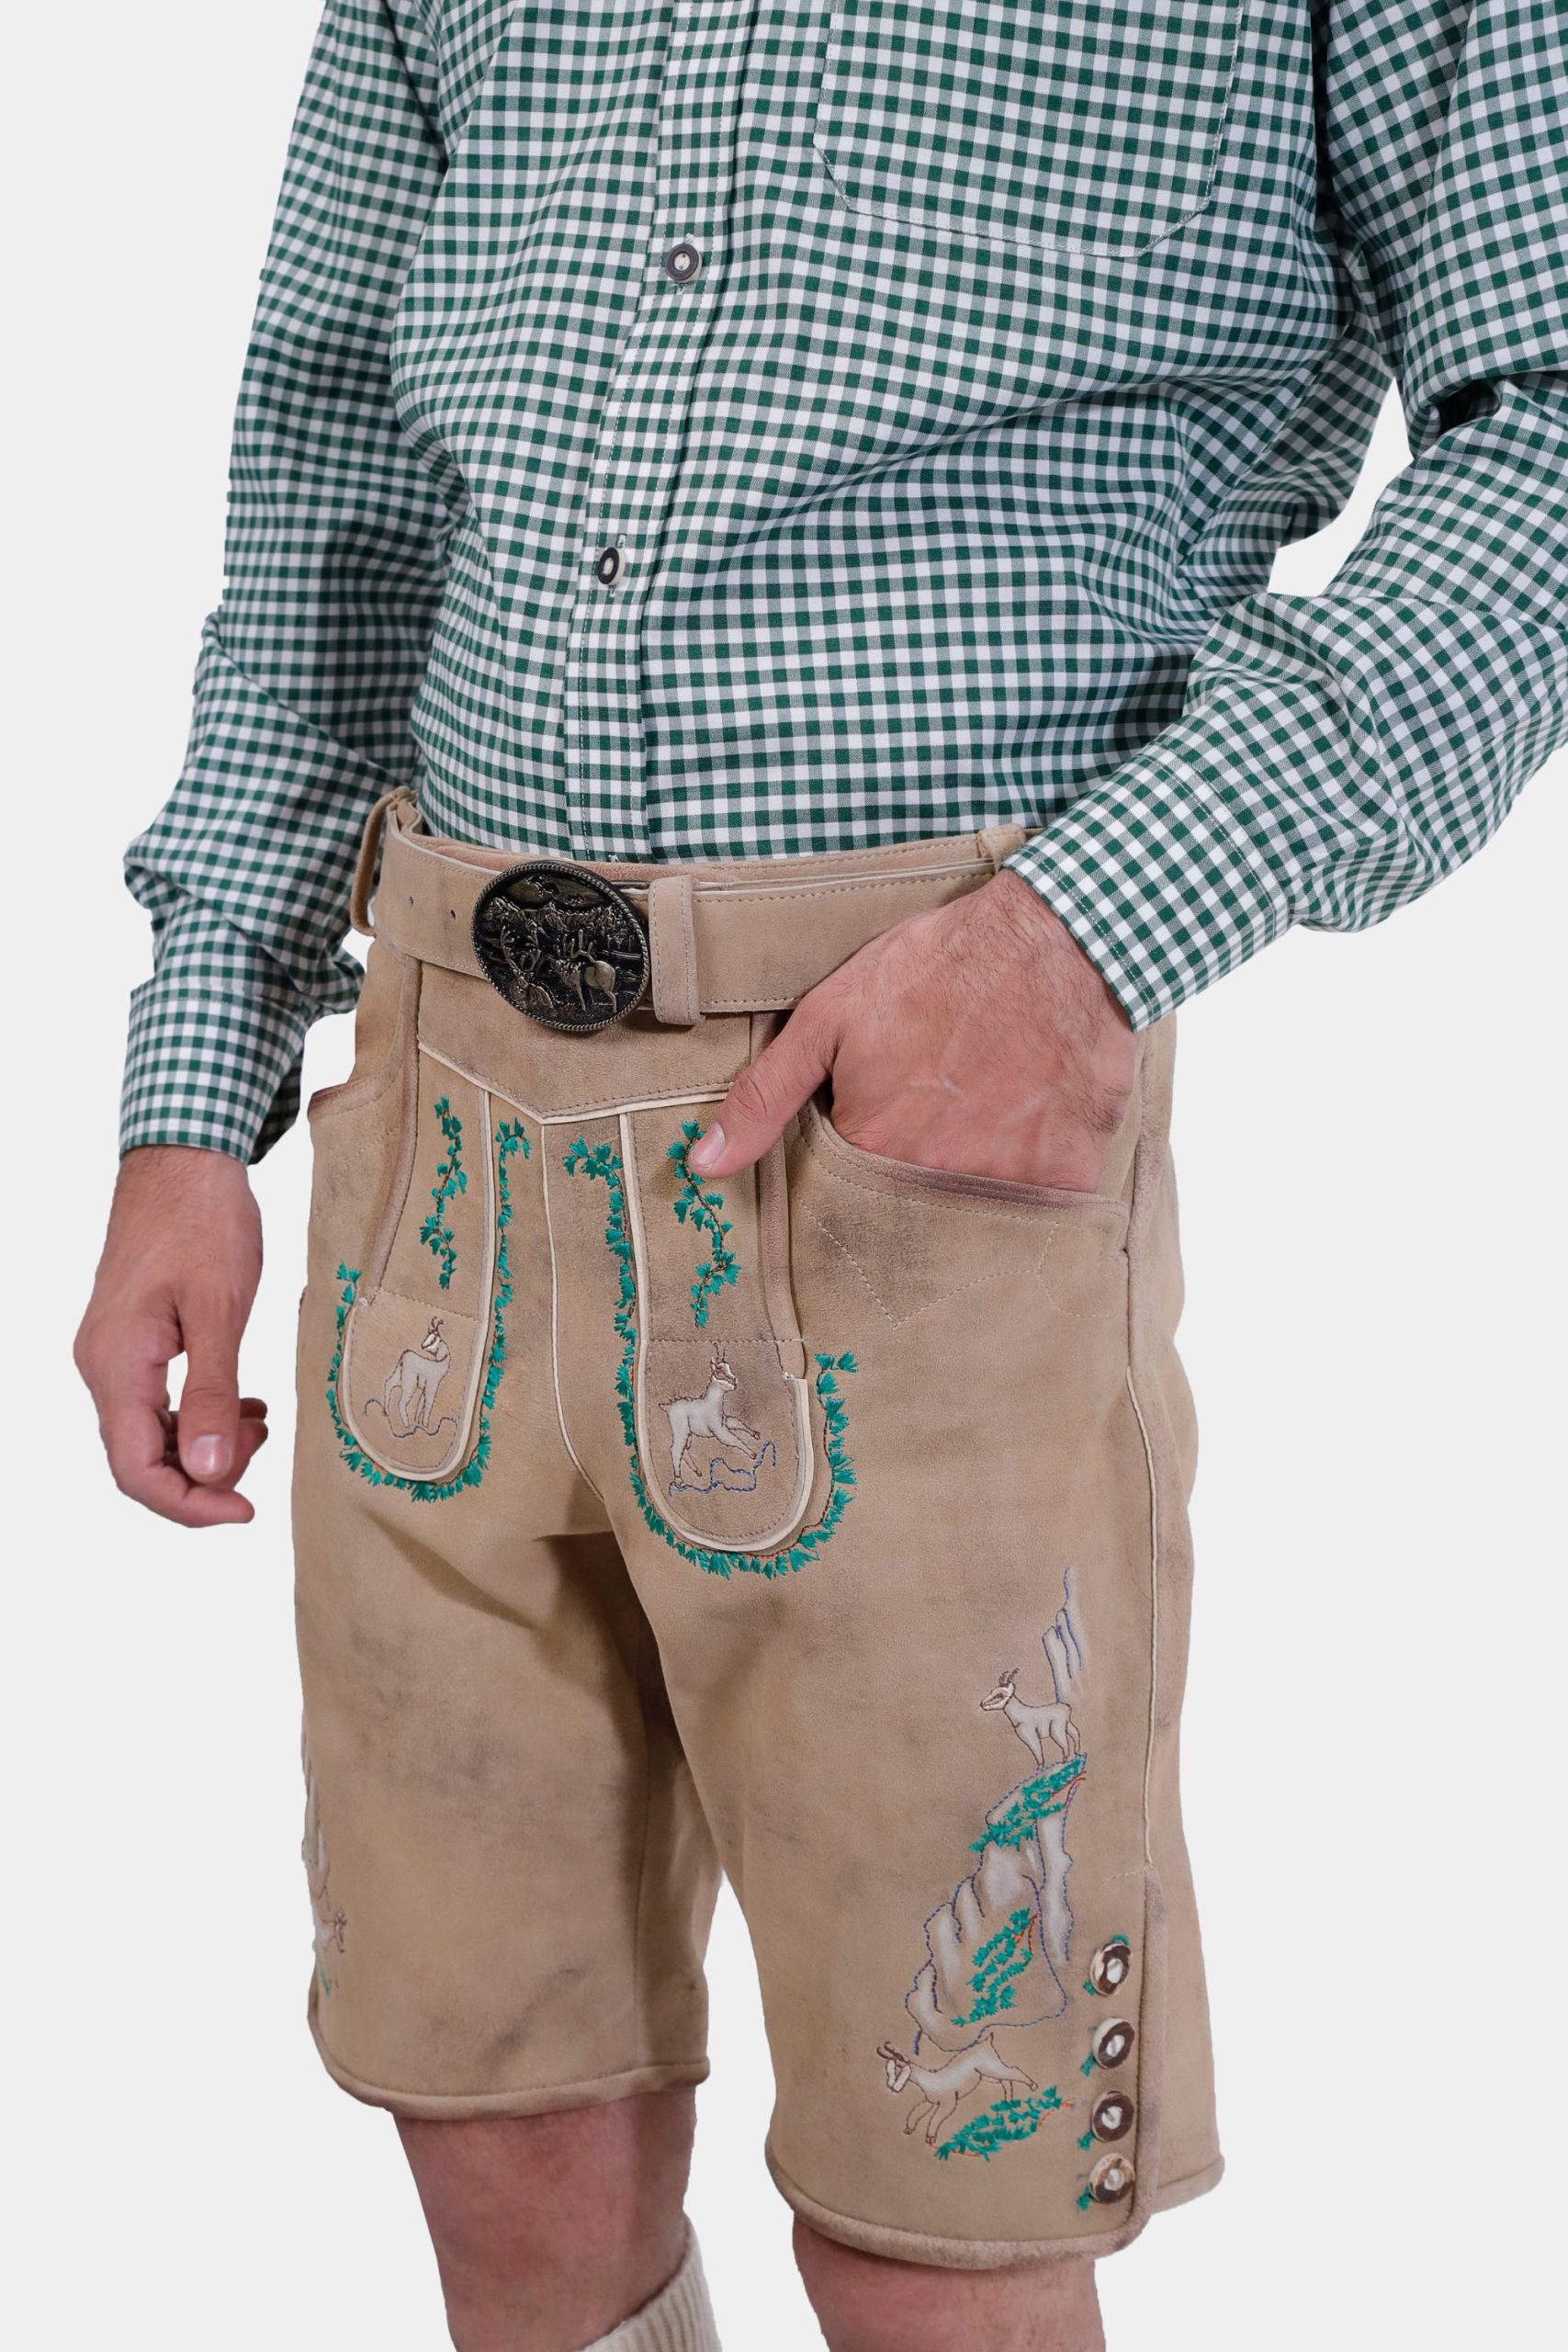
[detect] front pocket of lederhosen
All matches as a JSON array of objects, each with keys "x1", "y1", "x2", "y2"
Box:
[
  {"x1": 813, "y1": 0, "x2": 1244, "y2": 258},
  {"x1": 331, "y1": 1051, "x2": 505, "y2": 1494},
  {"x1": 613, "y1": 1112, "x2": 828, "y2": 1558}
]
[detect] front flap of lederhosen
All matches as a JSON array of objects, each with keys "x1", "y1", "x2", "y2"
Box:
[
  {"x1": 619, "y1": 1110, "x2": 823, "y2": 1556},
  {"x1": 337, "y1": 1051, "x2": 497, "y2": 1487}
]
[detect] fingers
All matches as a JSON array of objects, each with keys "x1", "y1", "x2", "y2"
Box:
[
  {"x1": 689, "y1": 993, "x2": 839, "y2": 1176},
  {"x1": 80, "y1": 1328, "x2": 268, "y2": 1526},
  {"x1": 175, "y1": 1289, "x2": 248, "y2": 1487},
  {"x1": 96, "y1": 1393, "x2": 263, "y2": 1528}
]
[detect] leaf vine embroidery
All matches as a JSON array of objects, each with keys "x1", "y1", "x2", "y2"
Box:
[
  {"x1": 668, "y1": 1123, "x2": 739, "y2": 1326},
  {"x1": 419, "y1": 1096, "x2": 466, "y2": 1288}
]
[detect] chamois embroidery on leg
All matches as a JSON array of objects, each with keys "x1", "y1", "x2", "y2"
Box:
[
  {"x1": 564, "y1": 1135, "x2": 857, "y2": 1577},
  {"x1": 302, "y1": 1736, "x2": 346, "y2": 1996},
  {"x1": 327, "y1": 1121, "x2": 528, "y2": 1500},
  {"x1": 419, "y1": 1097, "x2": 466, "y2": 1287},
  {"x1": 878, "y1": 1569, "x2": 1106, "y2": 2171}
]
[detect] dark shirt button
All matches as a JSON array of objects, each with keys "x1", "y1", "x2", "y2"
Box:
[
  {"x1": 663, "y1": 242, "x2": 702, "y2": 282},
  {"x1": 594, "y1": 546, "x2": 624, "y2": 587}
]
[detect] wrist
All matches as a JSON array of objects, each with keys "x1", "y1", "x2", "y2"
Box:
[{"x1": 986, "y1": 869, "x2": 1133, "y2": 1037}]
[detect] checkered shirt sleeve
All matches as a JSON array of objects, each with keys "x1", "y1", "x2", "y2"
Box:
[
  {"x1": 120, "y1": 3, "x2": 451, "y2": 1160},
  {"x1": 1011, "y1": 3, "x2": 1568, "y2": 1023}
]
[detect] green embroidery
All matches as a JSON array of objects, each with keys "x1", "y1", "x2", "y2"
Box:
[
  {"x1": 934, "y1": 2088, "x2": 1065, "y2": 2163},
  {"x1": 418, "y1": 1096, "x2": 467, "y2": 1288},
  {"x1": 328, "y1": 1121, "x2": 528, "y2": 1500},
  {"x1": 668, "y1": 1123, "x2": 739, "y2": 1326},
  {"x1": 952, "y1": 1907, "x2": 1035, "y2": 2027},
  {"x1": 971, "y1": 1756, "x2": 1086, "y2": 1853},
  {"x1": 565, "y1": 1135, "x2": 857, "y2": 1577}
]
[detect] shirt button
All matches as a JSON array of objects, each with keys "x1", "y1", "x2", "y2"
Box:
[
  {"x1": 593, "y1": 546, "x2": 624, "y2": 587},
  {"x1": 663, "y1": 242, "x2": 702, "y2": 283}
]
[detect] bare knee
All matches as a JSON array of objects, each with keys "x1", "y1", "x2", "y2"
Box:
[
  {"x1": 794, "y1": 2218, "x2": 1104, "y2": 2352},
  {"x1": 400, "y1": 2086, "x2": 695, "y2": 2352}
]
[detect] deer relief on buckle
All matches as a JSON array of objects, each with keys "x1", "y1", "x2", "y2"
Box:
[{"x1": 473, "y1": 862, "x2": 649, "y2": 1032}]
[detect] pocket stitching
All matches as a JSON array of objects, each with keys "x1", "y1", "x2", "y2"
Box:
[
  {"x1": 803, "y1": 1101, "x2": 1129, "y2": 1224},
  {"x1": 813, "y1": 0, "x2": 1245, "y2": 261}
]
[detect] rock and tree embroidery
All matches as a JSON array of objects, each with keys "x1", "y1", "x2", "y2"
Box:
[
  {"x1": 879, "y1": 1569, "x2": 1099, "y2": 2165},
  {"x1": 302, "y1": 1743, "x2": 346, "y2": 1995}
]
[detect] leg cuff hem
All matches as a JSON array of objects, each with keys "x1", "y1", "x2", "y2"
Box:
[
  {"x1": 765, "y1": 2143, "x2": 1224, "y2": 2269},
  {"x1": 310, "y1": 2013, "x2": 708, "y2": 2120}
]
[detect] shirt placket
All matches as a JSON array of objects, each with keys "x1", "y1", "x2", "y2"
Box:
[{"x1": 562, "y1": 0, "x2": 750, "y2": 859}]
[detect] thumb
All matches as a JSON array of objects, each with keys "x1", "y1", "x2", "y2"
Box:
[
  {"x1": 691, "y1": 999, "x2": 837, "y2": 1177},
  {"x1": 176, "y1": 1291, "x2": 244, "y2": 1486}
]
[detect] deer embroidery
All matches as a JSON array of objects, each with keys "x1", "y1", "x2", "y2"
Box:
[
  {"x1": 980, "y1": 1668, "x2": 1081, "y2": 1766},
  {"x1": 664, "y1": 1344, "x2": 764, "y2": 1490},
  {"x1": 381, "y1": 1316, "x2": 451, "y2": 1435},
  {"x1": 876, "y1": 2037, "x2": 1040, "y2": 2147}
]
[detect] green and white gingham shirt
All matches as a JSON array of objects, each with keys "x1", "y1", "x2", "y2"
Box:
[{"x1": 122, "y1": 1, "x2": 1568, "y2": 1160}]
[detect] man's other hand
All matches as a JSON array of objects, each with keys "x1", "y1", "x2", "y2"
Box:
[
  {"x1": 690, "y1": 871, "x2": 1136, "y2": 1191},
  {"x1": 75, "y1": 1146, "x2": 268, "y2": 1527}
]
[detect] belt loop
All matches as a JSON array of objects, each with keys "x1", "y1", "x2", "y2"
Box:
[
  {"x1": 648, "y1": 871, "x2": 701, "y2": 1025},
  {"x1": 977, "y1": 823, "x2": 1030, "y2": 872},
  {"x1": 349, "y1": 786, "x2": 411, "y2": 938}
]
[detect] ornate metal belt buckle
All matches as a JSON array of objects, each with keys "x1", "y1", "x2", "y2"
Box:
[{"x1": 472, "y1": 862, "x2": 649, "y2": 1031}]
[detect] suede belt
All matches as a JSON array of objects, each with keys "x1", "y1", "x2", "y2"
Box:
[{"x1": 355, "y1": 790, "x2": 1033, "y2": 1026}]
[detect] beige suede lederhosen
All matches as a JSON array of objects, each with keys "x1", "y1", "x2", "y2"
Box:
[{"x1": 294, "y1": 792, "x2": 1221, "y2": 2267}]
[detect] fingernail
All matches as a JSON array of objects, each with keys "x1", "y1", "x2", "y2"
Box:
[
  {"x1": 188, "y1": 1435, "x2": 231, "y2": 1480},
  {"x1": 689, "y1": 1125, "x2": 725, "y2": 1173}
]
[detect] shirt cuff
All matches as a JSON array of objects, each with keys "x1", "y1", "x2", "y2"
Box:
[
  {"x1": 119, "y1": 973, "x2": 317, "y2": 1164},
  {"x1": 1004, "y1": 721, "x2": 1342, "y2": 1028}
]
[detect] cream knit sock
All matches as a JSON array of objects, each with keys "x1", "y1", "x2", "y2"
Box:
[{"x1": 581, "y1": 2226, "x2": 721, "y2": 2352}]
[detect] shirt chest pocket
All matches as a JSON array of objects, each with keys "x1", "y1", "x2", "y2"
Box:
[{"x1": 812, "y1": 0, "x2": 1245, "y2": 258}]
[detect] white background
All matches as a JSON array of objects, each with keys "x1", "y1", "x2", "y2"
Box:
[{"x1": 6, "y1": 6, "x2": 1564, "y2": 2346}]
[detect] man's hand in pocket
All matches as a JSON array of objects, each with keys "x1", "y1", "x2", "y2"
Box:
[{"x1": 690, "y1": 871, "x2": 1136, "y2": 1192}]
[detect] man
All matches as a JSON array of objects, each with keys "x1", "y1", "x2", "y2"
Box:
[{"x1": 75, "y1": 4, "x2": 1565, "y2": 2347}]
